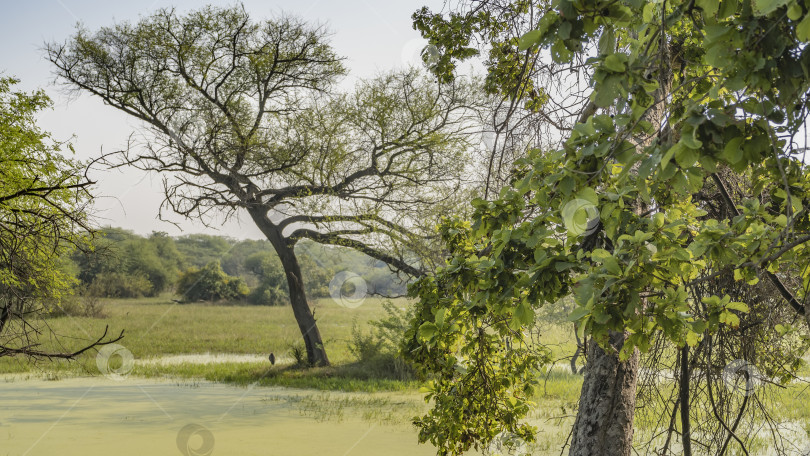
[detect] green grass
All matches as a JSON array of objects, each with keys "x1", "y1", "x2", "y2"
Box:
[
  {"x1": 0, "y1": 295, "x2": 417, "y2": 385},
  {"x1": 0, "y1": 294, "x2": 583, "y2": 391}
]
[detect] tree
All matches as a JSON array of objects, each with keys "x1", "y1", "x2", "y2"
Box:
[
  {"x1": 71, "y1": 227, "x2": 184, "y2": 298},
  {"x1": 245, "y1": 250, "x2": 288, "y2": 305},
  {"x1": 244, "y1": 248, "x2": 332, "y2": 305},
  {"x1": 176, "y1": 261, "x2": 248, "y2": 302},
  {"x1": 0, "y1": 77, "x2": 122, "y2": 359},
  {"x1": 48, "y1": 6, "x2": 478, "y2": 365},
  {"x1": 405, "y1": 1, "x2": 810, "y2": 455},
  {"x1": 174, "y1": 234, "x2": 232, "y2": 269}
]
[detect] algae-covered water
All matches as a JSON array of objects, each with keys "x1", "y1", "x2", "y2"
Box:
[{"x1": 0, "y1": 377, "x2": 436, "y2": 456}]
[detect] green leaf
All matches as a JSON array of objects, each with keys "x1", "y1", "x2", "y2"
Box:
[
  {"x1": 568, "y1": 306, "x2": 590, "y2": 322},
  {"x1": 722, "y1": 137, "x2": 744, "y2": 164},
  {"x1": 418, "y1": 322, "x2": 438, "y2": 341},
  {"x1": 719, "y1": 310, "x2": 740, "y2": 327},
  {"x1": 788, "y1": 2, "x2": 803, "y2": 20},
  {"x1": 559, "y1": 175, "x2": 575, "y2": 196},
  {"x1": 753, "y1": 0, "x2": 789, "y2": 15},
  {"x1": 797, "y1": 14, "x2": 810, "y2": 41},
  {"x1": 697, "y1": 0, "x2": 720, "y2": 16},
  {"x1": 675, "y1": 146, "x2": 699, "y2": 168},
  {"x1": 555, "y1": 261, "x2": 577, "y2": 271},
  {"x1": 642, "y1": 3, "x2": 655, "y2": 22},
  {"x1": 594, "y1": 75, "x2": 621, "y2": 107},
  {"x1": 518, "y1": 30, "x2": 542, "y2": 51},
  {"x1": 576, "y1": 187, "x2": 599, "y2": 205},
  {"x1": 660, "y1": 143, "x2": 680, "y2": 171},
  {"x1": 576, "y1": 316, "x2": 589, "y2": 339},
  {"x1": 681, "y1": 129, "x2": 703, "y2": 149},
  {"x1": 602, "y1": 256, "x2": 622, "y2": 276},
  {"x1": 434, "y1": 308, "x2": 446, "y2": 326},
  {"x1": 598, "y1": 28, "x2": 615, "y2": 55},
  {"x1": 603, "y1": 53, "x2": 627, "y2": 72},
  {"x1": 718, "y1": 0, "x2": 738, "y2": 17},
  {"x1": 725, "y1": 301, "x2": 749, "y2": 313},
  {"x1": 513, "y1": 301, "x2": 535, "y2": 325},
  {"x1": 557, "y1": 21, "x2": 572, "y2": 40}
]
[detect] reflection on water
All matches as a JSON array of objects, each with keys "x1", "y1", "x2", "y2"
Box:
[{"x1": 0, "y1": 377, "x2": 435, "y2": 456}]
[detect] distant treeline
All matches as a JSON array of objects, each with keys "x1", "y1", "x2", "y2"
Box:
[{"x1": 62, "y1": 227, "x2": 408, "y2": 304}]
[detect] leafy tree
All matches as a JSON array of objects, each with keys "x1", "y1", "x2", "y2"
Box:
[
  {"x1": 245, "y1": 251, "x2": 287, "y2": 305},
  {"x1": 245, "y1": 249, "x2": 332, "y2": 305},
  {"x1": 71, "y1": 227, "x2": 182, "y2": 297},
  {"x1": 0, "y1": 77, "x2": 121, "y2": 359},
  {"x1": 176, "y1": 261, "x2": 248, "y2": 302},
  {"x1": 48, "y1": 6, "x2": 478, "y2": 365},
  {"x1": 174, "y1": 234, "x2": 232, "y2": 269},
  {"x1": 406, "y1": 1, "x2": 810, "y2": 455},
  {"x1": 148, "y1": 231, "x2": 185, "y2": 275}
]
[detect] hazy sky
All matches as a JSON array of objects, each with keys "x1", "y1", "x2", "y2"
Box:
[{"x1": 0, "y1": 0, "x2": 446, "y2": 239}]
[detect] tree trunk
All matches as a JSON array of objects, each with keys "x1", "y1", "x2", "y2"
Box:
[
  {"x1": 249, "y1": 209, "x2": 330, "y2": 366},
  {"x1": 679, "y1": 346, "x2": 692, "y2": 456},
  {"x1": 569, "y1": 331, "x2": 639, "y2": 456}
]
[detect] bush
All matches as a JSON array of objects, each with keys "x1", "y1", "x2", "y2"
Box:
[
  {"x1": 92, "y1": 271, "x2": 153, "y2": 298},
  {"x1": 176, "y1": 261, "x2": 248, "y2": 302},
  {"x1": 349, "y1": 322, "x2": 385, "y2": 362},
  {"x1": 248, "y1": 283, "x2": 287, "y2": 306},
  {"x1": 348, "y1": 300, "x2": 415, "y2": 380},
  {"x1": 47, "y1": 283, "x2": 107, "y2": 318},
  {"x1": 244, "y1": 250, "x2": 334, "y2": 304}
]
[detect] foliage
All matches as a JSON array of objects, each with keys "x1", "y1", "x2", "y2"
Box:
[
  {"x1": 70, "y1": 227, "x2": 182, "y2": 297},
  {"x1": 174, "y1": 234, "x2": 232, "y2": 270},
  {"x1": 54, "y1": 289, "x2": 107, "y2": 318},
  {"x1": 0, "y1": 77, "x2": 120, "y2": 359},
  {"x1": 405, "y1": 0, "x2": 810, "y2": 454},
  {"x1": 245, "y1": 248, "x2": 332, "y2": 303},
  {"x1": 176, "y1": 261, "x2": 249, "y2": 303},
  {"x1": 64, "y1": 229, "x2": 408, "y2": 303},
  {"x1": 349, "y1": 300, "x2": 415, "y2": 380},
  {"x1": 0, "y1": 77, "x2": 89, "y2": 304}
]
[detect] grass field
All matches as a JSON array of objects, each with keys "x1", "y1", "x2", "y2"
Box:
[
  {"x1": 0, "y1": 295, "x2": 582, "y2": 389},
  {"x1": 0, "y1": 295, "x2": 426, "y2": 389}
]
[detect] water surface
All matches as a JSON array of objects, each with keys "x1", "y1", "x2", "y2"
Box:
[{"x1": 0, "y1": 376, "x2": 435, "y2": 456}]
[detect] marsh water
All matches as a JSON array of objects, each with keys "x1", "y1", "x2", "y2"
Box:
[{"x1": 0, "y1": 376, "x2": 436, "y2": 456}]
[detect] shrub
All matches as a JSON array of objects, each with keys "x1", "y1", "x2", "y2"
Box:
[
  {"x1": 288, "y1": 340, "x2": 307, "y2": 366},
  {"x1": 92, "y1": 271, "x2": 153, "y2": 298},
  {"x1": 348, "y1": 300, "x2": 415, "y2": 380},
  {"x1": 247, "y1": 283, "x2": 287, "y2": 306},
  {"x1": 349, "y1": 321, "x2": 385, "y2": 362},
  {"x1": 176, "y1": 261, "x2": 248, "y2": 302}
]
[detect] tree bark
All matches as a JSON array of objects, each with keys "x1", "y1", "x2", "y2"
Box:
[
  {"x1": 250, "y1": 209, "x2": 330, "y2": 366},
  {"x1": 679, "y1": 346, "x2": 692, "y2": 456},
  {"x1": 569, "y1": 331, "x2": 639, "y2": 456}
]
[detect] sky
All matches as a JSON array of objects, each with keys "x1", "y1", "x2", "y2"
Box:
[{"x1": 0, "y1": 0, "x2": 447, "y2": 239}]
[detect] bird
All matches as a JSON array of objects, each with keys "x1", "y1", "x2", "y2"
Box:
[{"x1": 269, "y1": 352, "x2": 275, "y2": 365}]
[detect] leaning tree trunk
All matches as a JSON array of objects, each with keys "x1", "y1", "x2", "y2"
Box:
[
  {"x1": 569, "y1": 331, "x2": 640, "y2": 456},
  {"x1": 250, "y1": 209, "x2": 330, "y2": 366}
]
